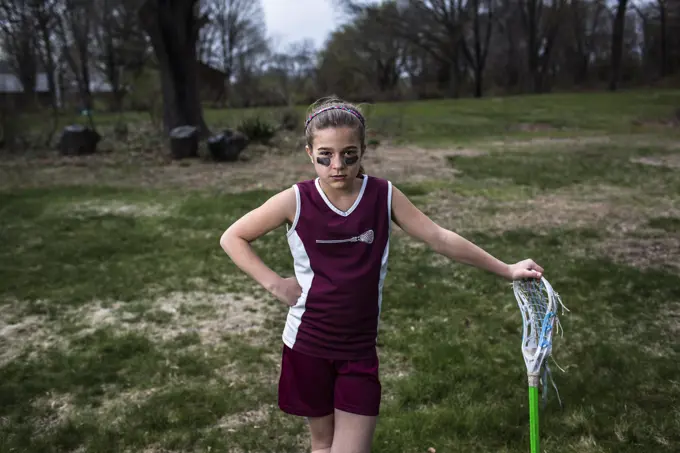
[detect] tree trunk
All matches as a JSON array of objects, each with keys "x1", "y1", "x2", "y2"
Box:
[
  {"x1": 609, "y1": 0, "x2": 629, "y2": 91},
  {"x1": 659, "y1": 0, "x2": 668, "y2": 76},
  {"x1": 467, "y1": 0, "x2": 493, "y2": 98},
  {"x1": 139, "y1": 0, "x2": 209, "y2": 138},
  {"x1": 519, "y1": 0, "x2": 547, "y2": 92},
  {"x1": 39, "y1": 28, "x2": 58, "y2": 110}
]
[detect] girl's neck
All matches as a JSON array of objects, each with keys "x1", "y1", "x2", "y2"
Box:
[{"x1": 319, "y1": 175, "x2": 363, "y2": 198}]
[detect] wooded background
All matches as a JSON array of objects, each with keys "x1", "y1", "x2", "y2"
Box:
[{"x1": 1, "y1": 0, "x2": 678, "y2": 134}]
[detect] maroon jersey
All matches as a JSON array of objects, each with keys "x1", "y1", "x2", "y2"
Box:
[{"x1": 283, "y1": 175, "x2": 392, "y2": 360}]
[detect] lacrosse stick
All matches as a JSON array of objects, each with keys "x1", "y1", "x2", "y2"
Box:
[{"x1": 513, "y1": 276, "x2": 569, "y2": 453}]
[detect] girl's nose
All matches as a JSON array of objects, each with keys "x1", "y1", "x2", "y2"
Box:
[{"x1": 331, "y1": 154, "x2": 345, "y2": 169}]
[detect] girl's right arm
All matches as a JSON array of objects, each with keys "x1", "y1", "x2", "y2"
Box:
[{"x1": 219, "y1": 188, "x2": 300, "y2": 304}]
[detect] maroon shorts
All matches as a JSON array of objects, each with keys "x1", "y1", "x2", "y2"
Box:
[{"x1": 277, "y1": 344, "x2": 381, "y2": 417}]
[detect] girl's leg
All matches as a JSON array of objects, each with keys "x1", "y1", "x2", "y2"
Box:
[
  {"x1": 277, "y1": 345, "x2": 336, "y2": 452},
  {"x1": 331, "y1": 351, "x2": 381, "y2": 453},
  {"x1": 308, "y1": 413, "x2": 335, "y2": 453},
  {"x1": 330, "y1": 409, "x2": 377, "y2": 453}
]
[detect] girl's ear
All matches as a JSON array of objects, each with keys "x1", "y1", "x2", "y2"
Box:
[{"x1": 306, "y1": 145, "x2": 314, "y2": 162}]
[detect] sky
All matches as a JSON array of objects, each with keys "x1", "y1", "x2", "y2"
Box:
[{"x1": 261, "y1": 0, "x2": 347, "y2": 52}]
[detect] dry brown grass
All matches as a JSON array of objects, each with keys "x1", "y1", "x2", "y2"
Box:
[
  {"x1": 596, "y1": 237, "x2": 680, "y2": 272},
  {"x1": 30, "y1": 392, "x2": 74, "y2": 436},
  {"x1": 0, "y1": 140, "x2": 468, "y2": 192},
  {"x1": 63, "y1": 200, "x2": 170, "y2": 217},
  {"x1": 73, "y1": 291, "x2": 275, "y2": 345},
  {"x1": 0, "y1": 290, "x2": 276, "y2": 371},
  {"x1": 0, "y1": 299, "x2": 66, "y2": 367},
  {"x1": 661, "y1": 302, "x2": 680, "y2": 336},
  {"x1": 416, "y1": 182, "x2": 680, "y2": 272},
  {"x1": 217, "y1": 404, "x2": 274, "y2": 432},
  {"x1": 630, "y1": 154, "x2": 680, "y2": 169},
  {"x1": 488, "y1": 134, "x2": 680, "y2": 151},
  {"x1": 7, "y1": 133, "x2": 676, "y2": 194}
]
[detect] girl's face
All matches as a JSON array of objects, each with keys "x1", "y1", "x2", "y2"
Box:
[{"x1": 306, "y1": 126, "x2": 363, "y2": 190}]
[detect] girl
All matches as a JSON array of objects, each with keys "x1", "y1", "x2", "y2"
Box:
[{"x1": 220, "y1": 97, "x2": 544, "y2": 453}]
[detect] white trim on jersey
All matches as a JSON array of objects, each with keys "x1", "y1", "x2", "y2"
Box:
[
  {"x1": 283, "y1": 229, "x2": 314, "y2": 349},
  {"x1": 285, "y1": 184, "x2": 301, "y2": 238},
  {"x1": 314, "y1": 175, "x2": 368, "y2": 217},
  {"x1": 376, "y1": 181, "x2": 393, "y2": 334}
]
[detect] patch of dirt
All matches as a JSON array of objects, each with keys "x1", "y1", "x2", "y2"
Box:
[
  {"x1": 630, "y1": 155, "x2": 680, "y2": 169},
  {"x1": 138, "y1": 446, "x2": 183, "y2": 453},
  {"x1": 513, "y1": 122, "x2": 559, "y2": 132},
  {"x1": 2, "y1": 132, "x2": 678, "y2": 193},
  {"x1": 418, "y1": 183, "x2": 680, "y2": 272},
  {"x1": 0, "y1": 145, "x2": 314, "y2": 192},
  {"x1": 594, "y1": 237, "x2": 680, "y2": 272},
  {"x1": 424, "y1": 185, "x2": 606, "y2": 233},
  {"x1": 28, "y1": 387, "x2": 162, "y2": 445},
  {"x1": 75, "y1": 291, "x2": 274, "y2": 345},
  {"x1": 355, "y1": 144, "x2": 464, "y2": 182},
  {"x1": 92, "y1": 387, "x2": 159, "y2": 431},
  {"x1": 661, "y1": 303, "x2": 680, "y2": 335},
  {"x1": 425, "y1": 183, "x2": 680, "y2": 234},
  {"x1": 436, "y1": 147, "x2": 488, "y2": 157},
  {"x1": 488, "y1": 135, "x2": 680, "y2": 151},
  {"x1": 217, "y1": 404, "x2": 274, "y2": 432},
  {"x1": 0, "y1": 290, "x2": 277, "y2": 369},
  {"x1": 30, "y1": 392, "x2": 74, "y2": 435},
  {"x1": 65, "y1": 200, "x2": 170, "y2": 217},
  {"x1": 0, "y1": 300, "x2": 65, "y2": 367},
  {"x1": 216, "y1": 348, "x2": 282, "y2": 387},
  {"x1": 490, "y1": 135, "x2": 613, "y2": 148},
  {"x1": 0, "y1": 140, "x2": 472, "y2": 192},
  {"x1": 632, "y1": 110, "x2": 680, "y2": 129}
]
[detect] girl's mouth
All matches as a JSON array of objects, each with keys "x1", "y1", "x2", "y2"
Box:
[{"x1": 331, "y1": 175, "x2": 346, "y2": 180}]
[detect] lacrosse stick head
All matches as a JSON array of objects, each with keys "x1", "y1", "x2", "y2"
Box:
[
  {"x1": 358, "y1": 229, "x2": 374, "y2": 244},
  {"x1": 513, "y1": 277, "x2": 567, "y2": 385}
]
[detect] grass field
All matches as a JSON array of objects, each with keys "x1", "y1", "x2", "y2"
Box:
[{"x1": 1, "y1": 89, "x2": 679, "y2": 452}]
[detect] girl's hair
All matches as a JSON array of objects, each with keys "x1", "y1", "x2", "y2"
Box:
[{"x1": 304, "y1": 96, "x2": 367, "y2": 175}]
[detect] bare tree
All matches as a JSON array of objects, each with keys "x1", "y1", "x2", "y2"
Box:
[
  {"x1": 462, "y1": 0, "x2": 495, "y2": 97},
  {"x1": 57, "y1": 0, "x2": 96, "y2": 110},
  {"x1": 321, "y1": 3, "x2": 407, "y2": 99},
  {"x1": 198, "y1": 0, "x2": 268, "y2": 106},
  {"x1": 31, "y1": 0, "x2": 60, "y2": 110},
  {"x1": 92, "y1": 0, "x2": 149, "y2": 112},
  {"x1": 138, "y1": 0, "x2": 209, "y2": 136},
  {"x1": 0, "y1": 0, "x2": 39, "y2": 104},
  {"x1": 609, "y1": 0, "x2": 630, "y2": 90},
  {"x1": 518, "y1": 0, "x2": 568, "y2": 92},
  {"x1": 342, "y1": 0, "x2": 497, "y2": 98},
  {"x1": 353, "y1": 3, "x2": 406, "y2": 95},
  {"x1": 565, "y1": 0, "x2": 607, "y2": 85},
  {"x1": 645, "y1": 0, "x2": 670, "y2": 76},
  {"x1": 269, "y1": 39, "x2": 316, "y2": 105}
]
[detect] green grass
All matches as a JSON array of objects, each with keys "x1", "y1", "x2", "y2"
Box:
[
  {"x1": 648, "y1": 216, "x2": 680, "y2": 233},
  {"x1": 2, "y1": 90, "x2": 679, "y2": 452},
  {"x1": 20, "y1": 88, "x2": 680, "y2": 147},
  {"x1": 448, "y1": 145, "x2": 680, "y2": 192}
]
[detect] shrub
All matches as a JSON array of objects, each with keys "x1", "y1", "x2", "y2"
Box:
[
  {"x1": 237, "y1": 116, "x2": 276, "y2": 143},
  {"x1": 279, "y1": 108, "x2": 300, "y2": 131}
]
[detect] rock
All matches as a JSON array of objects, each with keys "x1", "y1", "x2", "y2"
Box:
[
  {"x1": 207, "y1": 129, "x2": 249, "y2": 162},
  {"x1": 169, "y1": 125, "x2": 199, "y2": 159},
  {"x1": 58, "y1": 125, "x2": 101, "y2": 156}
]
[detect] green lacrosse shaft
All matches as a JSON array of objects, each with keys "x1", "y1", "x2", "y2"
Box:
[{"x1": 528, "y1": 379, "x2": 540, "y2": 453}]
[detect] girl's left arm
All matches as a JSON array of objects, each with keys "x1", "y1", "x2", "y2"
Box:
[{"x1": 390, "y1": 185, "x2": 543, "y2": 281}]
